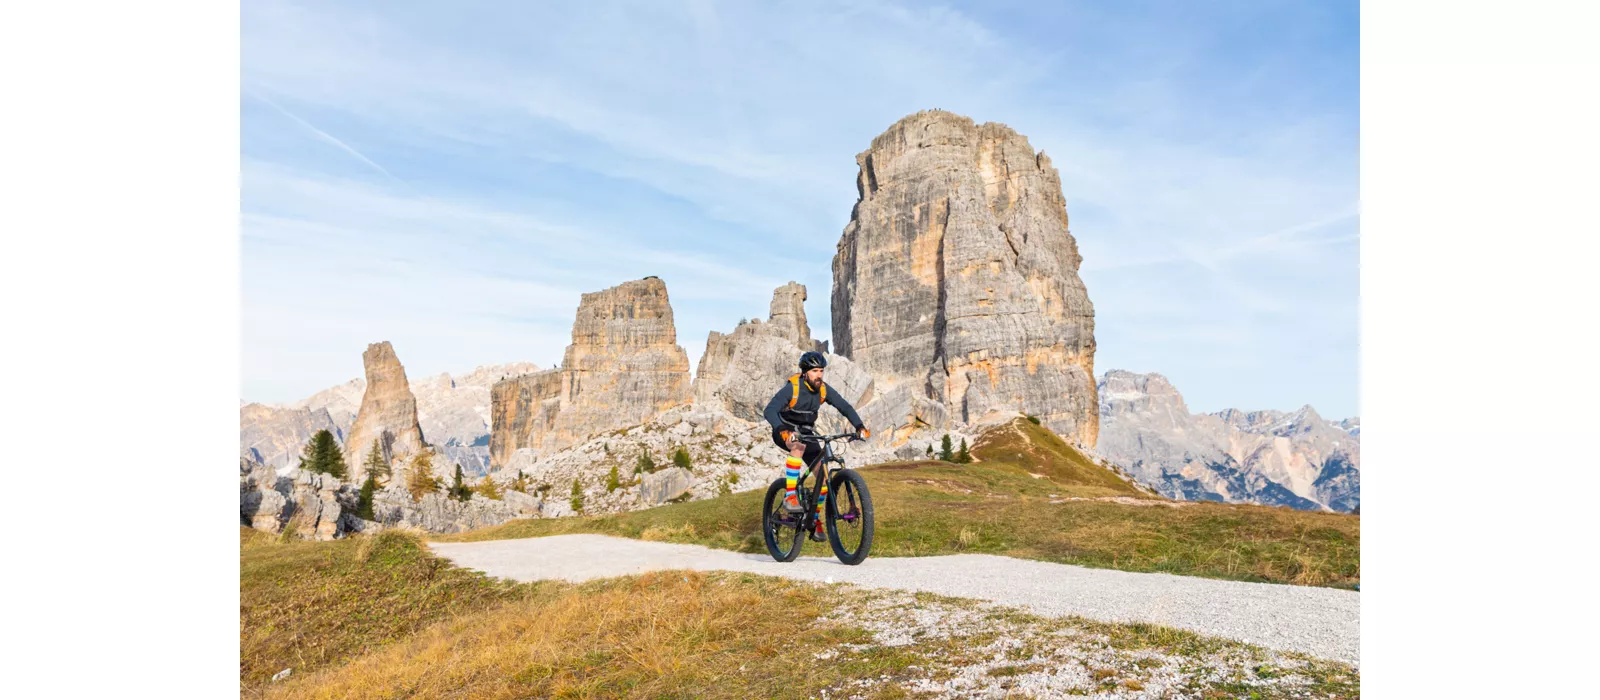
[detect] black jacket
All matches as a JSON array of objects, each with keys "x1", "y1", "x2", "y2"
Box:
[{"x1": 763, "y1": 377, "x2": 864, "y2": 434}]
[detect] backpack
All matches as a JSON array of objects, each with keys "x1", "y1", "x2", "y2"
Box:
[{"x1": 787, "y1": 374, "x2": 824, "y2": 408}]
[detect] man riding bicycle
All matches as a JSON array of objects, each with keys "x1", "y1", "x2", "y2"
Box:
[{"x1": 763, "y1": 351, "x2": 869, "y2": 542}]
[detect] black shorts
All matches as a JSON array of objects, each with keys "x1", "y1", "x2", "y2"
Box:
[{"x1": 772, "y1": 426, "x2": 823, "y2": 467}]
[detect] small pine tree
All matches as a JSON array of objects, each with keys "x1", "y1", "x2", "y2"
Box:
[
  {"x1": 509, "y1": 471, "x2": 530, "y2": 494},
  {"x1": 449, "y1": 464, "x2": 472, "y2": 502},
  {"x1": 363, "y1": 440, "x2": 390, "y2": 482},
  {"x1": 955, "y1": 438, "x2": 971, "y2": 464},
  {"x1": 570, "y1": 477, "x2": 585, "y2": 513},
  {"x1": 1026, "y1": 414, "x2": 1041, "y2": 425},
  {"x1": 926, "y1": 444, "x2": 934, "y2": 458},
  {"x1": 355, "y1": 473, "x2": 377, "y2": 520},
  {"x1": 406, "y1": 451, "x2": 441, "y2": 502},
  {"x1": 939, "y1": 434, "x2": 955, "y2": 462},
  {"x1": 636, "y1": 450, "x2": 655, "y2": 474},
  {"x1": 298, "y1": 429, "x2": 347, "y2": 479},
  {"x1": 671, "y1": 446, "x2": 692, "y2": 471},
  {"x1": 606, "y1": 464, "x2": 620, "y2": 493}
]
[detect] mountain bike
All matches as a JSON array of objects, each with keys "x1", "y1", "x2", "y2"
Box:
[{"x1": 762, "y1": 432, "x2": 875, "y2": 565}]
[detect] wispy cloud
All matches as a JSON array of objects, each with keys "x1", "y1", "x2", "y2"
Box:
[
  {"x1": 244, "y1": 87, "x2": 413, "y2": 191},
  {"x1": 241, "y1": 0, "x2": 1358, "y2": 416}
]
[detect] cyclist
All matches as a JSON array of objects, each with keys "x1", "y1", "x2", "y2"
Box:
[{"x1": 763, "y1": 350, "x2": 869, "y2": 541}]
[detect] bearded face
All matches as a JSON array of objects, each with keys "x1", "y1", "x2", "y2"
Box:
[{"x1": 803, "y1": 367, "x2": 824, "y2": 390}]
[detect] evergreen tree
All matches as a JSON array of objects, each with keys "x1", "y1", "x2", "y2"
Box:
[
  {"x1": 449, "y1": 464, "x2": 473, "y2": 502},
  {"x1": 570, "y1": 477, "x2": 585, "y2": 513},
  {"x1": 509, "y1": 471, "x2": 531, "y2": 493},
  {"x1": 926, "y1": 444, "x2": 934, "y2": 458},
  {"x1": 671, "y1": 446, "x2": 693, "y2": 471},
  {"x1": 298, "y1": 429, "x2": 347, "y2": 479},
  {"x1": 355, "y1": 474, "x2": 377, "y2": 520},
  {"x1": 636, "y1": 449, "x2": 655, "y2": 474},
  {"x1": 362, "y1": 440, "x2": 390, "y2": 482},
  {"x1": 606, "y1": 464, "x2": 621, "y2": 493},
  {"x1": 955, "y1": 438, "x2": 971, "y2": 464},
  {"x1": 938, "y1": 434, "x2": 954, "y2": 462}
]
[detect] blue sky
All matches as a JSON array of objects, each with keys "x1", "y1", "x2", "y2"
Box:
[{"x1": 241, "y1": 0, "x2": 1359, "y2": 418}]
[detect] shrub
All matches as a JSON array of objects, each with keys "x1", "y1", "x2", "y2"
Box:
[
  {"x1": 717, "y1": 474, "x2": 733, "y2": 498},
  {"x1": 475, "y1": 476, "x2": 504, "y2": 500},
  {"x1": 570, "y1": 478, "x2": 585, "y2": 513},
  {"x1": 636, "y1": 450, "x2": 656, "y2": 474},
  {"x1": 509, "y1": 471, "x2": 531, "y2": 494},
  {"x1": 671, "y1": 446, "x2": 693, "y2": 471},
  {"x1": 606, "y1": 464, "x2": 621, "y2": 493},
  {"x1": 1025, "y1": 414, "x2": 1041, "y2": 425}
]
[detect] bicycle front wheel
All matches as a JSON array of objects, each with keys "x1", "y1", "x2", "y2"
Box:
[
  {"x1": 762, "y1": 478, "x2": 804, "y2": 562},
  {"x1": 825, "y1": 469, "x2": 874, "y2": 565}
]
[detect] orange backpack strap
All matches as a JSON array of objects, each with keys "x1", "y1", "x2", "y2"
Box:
[
  {"x1": 788, "y1": 374, "x2": 800, "y2": 409},
  {"x1": 820, "y1": 381, "x2": 826, "y2": 403}
]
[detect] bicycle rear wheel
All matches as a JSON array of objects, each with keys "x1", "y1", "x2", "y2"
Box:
[
  {"x1": 762, "y1": 478, "x2": 804, "y2": 562},
  {"x1": 826, "y1": 469, "x2": 874, "y2": 565}
]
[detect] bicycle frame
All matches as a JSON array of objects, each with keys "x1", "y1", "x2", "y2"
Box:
[{"x1": 775, "y1": 432, "x2": 860, "y2": 530}]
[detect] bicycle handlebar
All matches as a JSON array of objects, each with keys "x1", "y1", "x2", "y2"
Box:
[{"x1": 797, "y1": 432, "x2": 864, "y2": 443}]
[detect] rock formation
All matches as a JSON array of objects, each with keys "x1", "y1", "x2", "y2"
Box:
[
  {"x1": 490, "y1": 277, "x2": 692, "y2": 468},
  {"x1": 342, "y1": 342, "x2": 428, "y2": 480},
  {"x1": 414, "y1": 362, "x2": 541, "y2": 449},
  {"x1": 693, "y1": 282, "x2": 874, "y2": 425},
  {"x1": 767, "y1": 281, "x2": 824, "y2": 353},
  {"x1": 832, "y1": 110, "x2": 1099, "y2": 448},
  {"x1": 1095, "y1": 370, "x2": 1360, "y2": 512},
  {"x1": 238, "y1": 403, "x2": 341, "y2": 468}
]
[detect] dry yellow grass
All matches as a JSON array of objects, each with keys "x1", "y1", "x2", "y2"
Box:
[{"x1": 262, "y1": 571, "x2": 876, "y2": 700}]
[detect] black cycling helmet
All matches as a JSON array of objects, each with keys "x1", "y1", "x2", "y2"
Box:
[{"x1": 798, "y1": 351, "x2": 827, "y2": 371}]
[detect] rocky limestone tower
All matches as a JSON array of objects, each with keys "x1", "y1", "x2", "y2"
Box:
[
  {"x1": 693, "y1": 282, "x2": 874, "y2": 423},
  {"x1": 767, "y1": 281, "x2": 819, "y2": 352},
  {"x1": 832, "y1": 110, "x2": 1099, "y2": 447},
  {"x1": 489, "y1": 277, "x2": 693, "y2": 468},
  {"x1": 343, "y1": 341, "x2": 428, "y2": 480}
]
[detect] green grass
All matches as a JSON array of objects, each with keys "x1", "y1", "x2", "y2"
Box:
[{"x1": 438, "y1": 418, "x2": 1360, "y2": 588}]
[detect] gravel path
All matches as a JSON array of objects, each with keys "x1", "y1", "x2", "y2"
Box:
[{"x1": 428, "y1": 534, "x2": 1359, "y2": 665}]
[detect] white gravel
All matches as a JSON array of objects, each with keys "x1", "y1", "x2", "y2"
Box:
[{"x1": 428, "y1": 534, "x2": 1359, "y2": 665}]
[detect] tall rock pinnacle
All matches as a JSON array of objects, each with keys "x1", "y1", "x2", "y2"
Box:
[
  {"x1": 342, "y1": 341, "x2": 428, "y2": 479},
  {"x1": 490, "y1": 277, "x2": 693, "y2": 468},
  {"x1": 832, "y1": 110, "x2": 1099, "y2": 447}
]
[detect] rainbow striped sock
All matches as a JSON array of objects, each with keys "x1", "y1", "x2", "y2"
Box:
[
  {"x1": 815, "y1": 481, "x2": 828, "y2": 519},
  {"x1": 784, "y1": 457, "x2": 802, "y2": 497}
]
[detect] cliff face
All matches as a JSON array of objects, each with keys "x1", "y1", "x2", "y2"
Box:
[
  {"x1": 1095, "y1": 370, "x2": 1361, "y2": 513},
  {"x1": 489, "y1": 277, "x2": 693, "y2": 468},
  {"x1": 342, "y1": 341, "x2": 427, "y2": 480},
  {"x1": 833, "y1": 110, "x2": 1098, "y2": 447}
]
